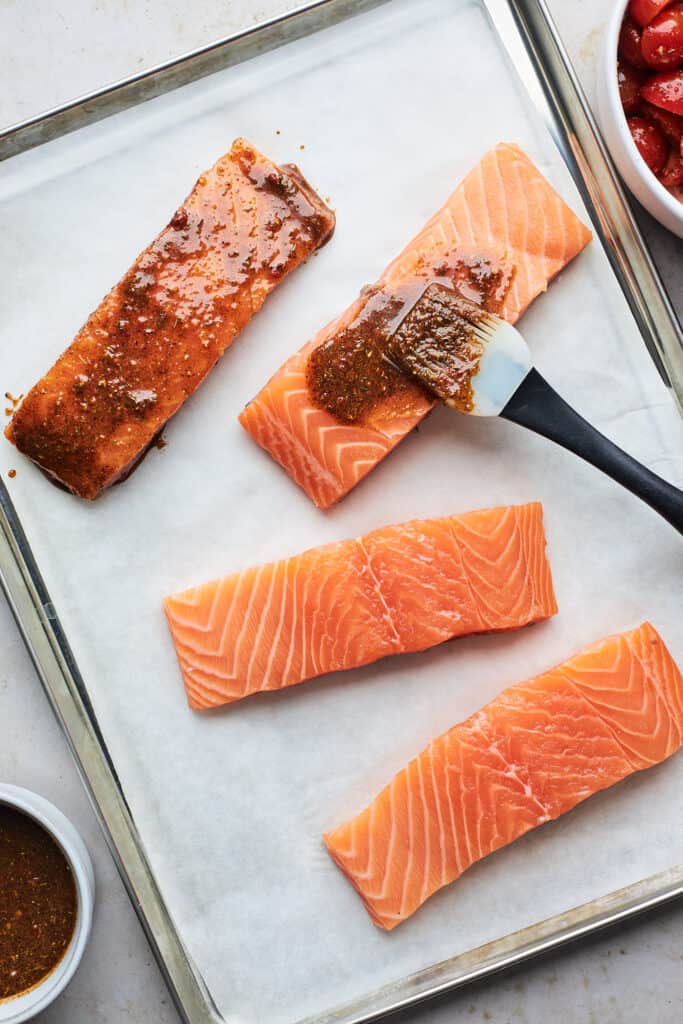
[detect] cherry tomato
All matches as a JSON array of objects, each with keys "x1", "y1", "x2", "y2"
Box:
[
  {"x1": 629, "y1": 0, "x2": 673, "y2": 27},
  {"x1": 619, "y1": 16, "x2": 648, "y2": 67},
  {"x1": 618, "y1": 60, "x2": 646, "y2": 111},
  {"x1": 628, "y1": 115, "x2": 669, "y2": 170},
  {"x1": 642, "y1": 3, "x2": 683, "y2": 67},
  {"x1": 641, "y1": 69, "x2": 683, "y2": 112},
  {"x1": 642, "y1": 99, "x2": 683, "y2": 143},
  {"x1": 658, "y1": 146, "x2": 683, "y2": 184}
]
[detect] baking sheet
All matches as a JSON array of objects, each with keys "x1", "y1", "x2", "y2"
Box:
[{"x1": 1, "y1": 0, "x2": 682, "y2": 1021}]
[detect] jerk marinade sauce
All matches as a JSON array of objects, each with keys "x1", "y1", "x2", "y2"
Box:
[
  {"x1": 0, "y1": 805, "x2": 77, "y2": 1001},
  {"x1": 307, "y1": 251, "x2": 514, "y2": 424}
]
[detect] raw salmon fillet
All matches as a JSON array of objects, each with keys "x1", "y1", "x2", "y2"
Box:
[
  {"x1": 239, "y1": 143, "x2": 592, "y2": 508},
  {"x1": 324, "y1": 622, "x2": 683, "y2": 930},
  {"x1": 164, "y1": 501, "x2": 556, "y2": 709},
  {"x1": 6, "y1": 138, "x2": 335, "y2": 499}
]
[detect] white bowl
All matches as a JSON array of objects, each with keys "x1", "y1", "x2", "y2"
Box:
[
  {"x1": 0, "y1": 785, "x2": 95, "y2": 1023},
  {"x1": 597, "y1": 0, "x2": 683, "y2": 238}
]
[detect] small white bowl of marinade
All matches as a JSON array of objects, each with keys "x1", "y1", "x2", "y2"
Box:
[{"x1": 0, "y1": 785, "x2": 95, "y2": 1022}]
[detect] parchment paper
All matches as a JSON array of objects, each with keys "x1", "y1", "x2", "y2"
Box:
[{"x1": 1, "y1": 1, "x2": 682, "y2": 1021}]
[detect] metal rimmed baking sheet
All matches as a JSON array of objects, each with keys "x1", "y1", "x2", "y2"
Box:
[{"x1": 0, "y1": 2, "x2": 682, "y2": 1022}]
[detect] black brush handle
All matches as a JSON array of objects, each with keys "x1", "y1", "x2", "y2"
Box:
[{"x1": 502, "y1": 368, "x2": 683, "y2": 535}]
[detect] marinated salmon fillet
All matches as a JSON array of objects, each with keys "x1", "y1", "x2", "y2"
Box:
[
  {"x1": 239, "y1": 143, "x2": 592, "y2": 508},
  {"x1": 6, "y1": 139, "x2": 335, "y2": 499},
  {"x1": 324, "y1": 622, "x2": 683, "y2": 930},
  {"x1": 164, "y1": 501, "x2": 556, "y2": 710}
]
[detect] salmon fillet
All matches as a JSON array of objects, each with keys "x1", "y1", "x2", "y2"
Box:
[
  {"x1": 164, "y1": 501, "x2": 556, "y2": 710},
  {"x1": 324, "y1": 622, "x2": 683, "y2": 930},
  {"x1": 239, "y1": 143, "x2": 592, "y2": 508},
  {"x1": 6, "y1": 138, "x2": 335, "y2": 499}
]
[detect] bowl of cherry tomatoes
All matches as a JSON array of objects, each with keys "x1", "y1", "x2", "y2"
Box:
[{"x1": 598, "y1": 0, "x2": 683, "y2": 236}]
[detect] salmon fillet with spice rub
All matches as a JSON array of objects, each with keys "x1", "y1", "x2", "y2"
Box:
[
  {"x1": 239, "y1": 143, "x2": 591, "y2": 508},
  {"x1": 6, "y1": 139, "x2": 334, "y2": 499}
]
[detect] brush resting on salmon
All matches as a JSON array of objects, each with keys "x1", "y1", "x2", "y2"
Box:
[
  {"x1": 6, "y1": 139, "x2": 335, "y2": 499},
  {"x1": 392, "y1": 283, "x2": 683, "y2": 534},
  {"x1": 164, "y1": 502, "x2": 556, "y2": 710},
  {"x1": 305, "y1": 255, "x2": 511, "y2": 424},
  {"x1": 324, "y1": 622, "x2": 683, "y2": 930},
  {"x1": 390, "y1": 284, "x2": 490, "y2": 412},
  {"x1": 239, "y1": 143, "x2": 592, "y2": 508}
]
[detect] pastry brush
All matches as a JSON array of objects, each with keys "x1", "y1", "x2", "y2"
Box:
[{"x1": 390, "y1": 283, "x2": 683, "y2": 534}]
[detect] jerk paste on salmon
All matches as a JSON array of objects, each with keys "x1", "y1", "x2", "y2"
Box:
[{"x1": 6, "y1": 139, "x2": 335, "y2": 499}]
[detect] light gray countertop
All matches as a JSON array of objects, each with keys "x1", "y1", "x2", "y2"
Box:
[{"x1": 1, "y1": 2, "x2": 682, "y2": 1022}]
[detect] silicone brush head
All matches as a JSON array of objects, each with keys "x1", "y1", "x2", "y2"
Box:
[{"x1": 390, "y1": 282, "x2": 532, "y2": 416}]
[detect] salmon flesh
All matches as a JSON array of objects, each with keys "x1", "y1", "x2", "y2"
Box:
[
  {"x1": 324, "y1": 622, "x2": 683, "y2": 929},
  {"x1": 164, "y1": 502, "x2": 557, "y2": 709}
]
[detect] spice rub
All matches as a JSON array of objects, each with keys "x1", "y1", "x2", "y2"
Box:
[
  {"x1": 307, "y1": 292, "x2": 409, "y2": 424},
  {"x1": 307, "y1": 251, "x2": 513, "y2": 426},
  {"x1": 0, "y1": 805, "x2": 77, "y2": 1001},
  {"x1": 6, "y1": 139, "x2": 335, "y2": 499}
]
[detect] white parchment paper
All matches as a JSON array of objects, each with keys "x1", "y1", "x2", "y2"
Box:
[{"x1": 1, "y1": 1, "x2": 682, "y2": 1021}]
